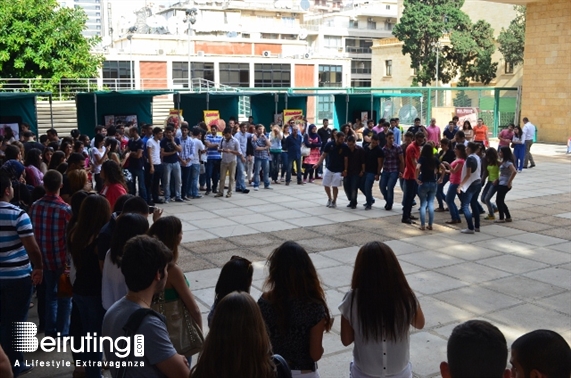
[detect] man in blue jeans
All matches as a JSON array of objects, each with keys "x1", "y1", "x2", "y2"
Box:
[
  {"x1": 205, "y1": 125, "x2": 223, "y2": 195},
  {"x1": 0, "y1": 175, "x2": 43, "y2": 377},
  {"x1": 127, "y1": 126, "x2": 148, "y2": 202},
  {"x1": 251, "y1": 124, "x2": 272, "y2": 190},
  {"x1": 361, "y1": 134, "x2": 384, "y2": 210},
  {"x1": 458, "y1": 142, "x2": 482, "y2": 234},
  {"x1": 234, "y1": 122, "x2": 251, "y2": 193},
  {"x1": 380, "y1": 132, "x2": 404, "y2": 211},
  {"x1": 285, "y1": 125, "x2": 303, "y2": 185},
  {"x1": 160, "y1": 125, "x2": 183, "y2": 203},
  {"x1": 343, "y1": 136, "x2": 365, "y2": 209},
  {"x1": 179, "y1": 124, "x2": 194, "y2": 200}
]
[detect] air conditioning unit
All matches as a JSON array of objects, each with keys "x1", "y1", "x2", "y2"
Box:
[
  {"x1": 197, "y1": 51, "x2": 205, "y2": 57},
  {"x1": 262, "y1": 50, "x2": 271, "y2": 57}
]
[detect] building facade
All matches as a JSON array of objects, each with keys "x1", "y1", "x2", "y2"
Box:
[{"x1": 58, "y1": 0, "x2": 106, "y2": 37}]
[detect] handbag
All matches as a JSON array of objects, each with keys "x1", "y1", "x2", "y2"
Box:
[
  {"x1": 57, "y1": 266, "x2": 73, "y2": 298},
  {"x1": 301, "y1": 144, "x2": 311, "y2": 157},
  {"x1": 151, "y1": 291, "x2": 204, "y2": 356}
]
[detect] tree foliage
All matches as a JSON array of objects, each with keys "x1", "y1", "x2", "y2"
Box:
[
  {"x1": 393, "y1": 0, "x2": 497, "y2": 86},
  {"x1": 0, "y1": 0, "x2": 104, "y2": 82},
  {"x1": 497, "y1": 5, "x2": 526, "y2": 66}
]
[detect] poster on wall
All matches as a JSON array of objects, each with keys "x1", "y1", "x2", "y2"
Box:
[
  {"x1": 274, "y1": 113, "x2": 283, "y2": 126},
  {"x1": 204, "y1": 110, "x2": 220, "y2": 129},
  {"x1": 360, "y1": 111, "x2": 369, "y2": 124},
  {"x1": 283, "y1": 109, "x2": 304, "y2": 133},
  {"x1": 104, "y1": 115, "x2": 138, "y2": 128},
  {"x1": 0, "y1": 123, "x2": 19, "y2": 140},
  {"x1": 167, "y1": 109, "x2": 183, "y2": 129},
  {"x1": 455, "y1": 107, "x2": 479, "y2": 127}
]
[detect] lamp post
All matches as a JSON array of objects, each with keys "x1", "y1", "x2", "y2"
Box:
[
  {"x1": 185, "y1": 8, "x2": 198, "y2": 89},
  {"x1": 433, "y1": 41, "x2": 441, "y2": 107},
  {"x1": 127, "y1": 26, "x2": 136, "y2": 90}
]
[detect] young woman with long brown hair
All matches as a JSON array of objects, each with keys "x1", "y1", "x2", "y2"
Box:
[
  {"x1": 339, "y1": 242, "x2": 425, "y2": 378},
  {"x1": 192, "y1": 292, "x2": 278, "y2": 378},
  {"x1": 258, "y1": 241, "x2": 332, "y2": 378},
  {"x1": 99, "y1": 160, "x2": 127, "y2": 210}
]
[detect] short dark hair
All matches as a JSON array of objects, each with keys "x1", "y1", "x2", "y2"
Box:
[
  {"x1": 43, "y1": 170, "x2": 63, "y2": 193},
  {"x1": 336, "y1": 132, "x2": 345, "y2": 138},
  {"x1": 113, "y1": 194, "x2": 135, "y2": 213},
  {"x1": 456, "y1": 130, "x2": 466, "y2": 138},
  {"x1": 181, "y1": 124, "x2": 189, "y2": 130},
  {"x1": 441, "y1": 138, "x2": 450, "y2": 146},
  {"x1": 404, "y1": 131, "x2": 414, "y2": 139},
  {"x1": 512, "y1": 330, "x2": 571, "y2": 378},
  {"x1": 47, "y1": 128, "x2": 58, "y2": 136},
  {"x1": 121, "y1": 235, "x2": 173, "y2": 292},
  {"x1": 347, "y1": 135, "x2": 356, "y2": 143},
  {"x1": 386, "y1": 131, "x2": 394, "y2": 138},
  {"x1": 371, "y1": 134, "x2": 379, "y2": 141},
  {"x1": 67, "y1": 152, "x2": 85, "y2": 166},
  {"x1": 322, "y1": 118, "x2": 329, "y2": 122},
  {"x1": 122, "y1": 196, "x2": 149, "y2": 215},
  {"x1": 414, "y1": 118, "x2": 421, "y2": 122},
  {"x1": 415, "y1": 131, "x2": 425, "y2": 139},
  {"x1": 447, "y1": 320, "x2": 508, "y2": 378},
  {"x1": 152, "y1": 127, "x2": 163, "y2": 135},
  {"x1": 223, "y1": 127, "x2": 232, "y2": 135},
  {"x1": 0, "y1": 174, "x2": 12, "y2": 196},
  {"x1": 164, "y1": 125, "x2": 174, "y2": 133},
  {"x1": 107, "y1": 126, "x2": 117, "y2": 136},
  {"x1": 94, "y1": 125, "x2": 104, "y2": 134},
  {"x1": 192, "y1": 127, "x2": 201, "y2": 137},
  {"x1": 4, "y1": 145, "x2": 20, "y2": 160}
]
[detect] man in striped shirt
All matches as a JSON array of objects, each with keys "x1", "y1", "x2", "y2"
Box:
[
  {"x1": 0, "y1": 174, "x2": 43, "y2": 376},
  {"x1": 204, "y1": 125, "x2": 223, "y2": 195},
  {"x1": 30, "y1": 170, "x2": 72, "y2": 338}
]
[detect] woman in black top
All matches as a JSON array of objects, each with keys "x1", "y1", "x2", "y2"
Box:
[
  {"x1": 436, "y1": 138, "x2": 456, "y2": 212},
  {"x1": 416, "y1": 145, "x2": 442, "y2": 230}
]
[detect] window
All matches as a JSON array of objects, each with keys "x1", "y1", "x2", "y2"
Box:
[
  {"x1": 219, "y1": 63, "x2": 250, "y2": 87},
  {"x1": 242, "y1": 33, "x2": 250, "y2": 38},
  {"x1": 351, "y1": 80, "x2": 371, "y2": 88},
  {"x1": 282, "y1": 17, "x2": 295, "y2": 27},
  {"x1": 95, "y1": 5, "x2": 100, "y2": 9},
  {"x1": 385, "y1": 60, "x2": 392, "y2": 77},
  {"x1": 317, "y1": 95, "x2": 335, "y2": 121},
  {"x1": 281, "y1": 34, "x2": 297, "y2": 40},
  {"x1": 102, "y1": 61, "x2": 132, "y2": 88},
  {"x1": 319, "y1": 65, "x2": 342, "y2": 87},
  {"x1": 323, "y1": 36, "x2": 342, "y2": 49},
  {"x1": 411, "y1": 68, "x2": 417, "y2": 76},
  {"x1": 367, "y1": 20, "x2": 376, "y2": 30},
  {"x1": 349, "y1": 20, "x2": 358, "y2": 29},
  {"x1": 351, "y1": 60, "x2": 371, "y2": 74},
  {"x1": 192, "y1": 62, "x2": 215, "y2": 82},
  {"x1": 254, "y1": 64, "x2": 291, "y2": 87},
  {"x1": 173, "y1": 62, "x2": 189, "y2": 87},
  {"x1": 386, "y1": 5, "x2": 390, "y2": 9},
  {"x1": 384, "y1": 21, "x2": 393, "y2": 31},
  {"x1": 95, "y1": 12, "x2": 100, "y2": 16},
  {"x1": 505, "y1": 62, "x2": 514, "y2": 74},
  {"x1": 345, "y1": 39, "x2": 372, "y2": 54},
  {"x1": 261, "y1": 33, "x2": 279, "y2": 39}
]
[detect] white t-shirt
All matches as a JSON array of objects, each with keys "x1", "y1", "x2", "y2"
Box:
[
  {"x1": 101, "y1": 250, "x2": 128, "y2": 311},
  {"x1": 91, "y1": 146, "x2": 106, "y2": 174},
  {"x1": 522, "y1": 122, "x2": 536, "y2": 141},
  {"x1": 147, "y1": 138, "x2": 162, "y2": 165},
  {"x1": 191, "y1": 138, "x2": 205, "y2": 165},
  {"x1": 338, "y1": 290, "x2": 412, "y2": 378}
]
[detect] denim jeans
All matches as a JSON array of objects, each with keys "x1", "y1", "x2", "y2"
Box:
[
  {"x1": 380, "y1": 171, "x2": 399, "y2": 208},
  {"x1": 73, "y1": 294, "x2": 105, "y2": 378},
  {"x1": 287, "y1": 156, "x2": 302, "y2": 183},
  {"x1": 481, "y1": 181, "x2": 498, "y2": 215},
  {"x1": 270, "y1": 152, "x2": 281, "y2": 182},
  {"x1": 144, "y1": 163, "x2": 152, "y2": 202},
  {"x1": 280, "y1": 152, "x2": 289, "y2": 180},
  {"x1": 205, "y1": 159, "x2": 221, "y2": 192},
  {"x1": 418, "y1": 181, "x2": 437, "y2": 227},
  {"x1": 44, "y1": 268, "x2": 72, "y2": 337},
  {"x1": 128, "y1": 167, "x2": 147, "y2": 201},
  {"x1": 461, "y1": 181, "x2": 482, "y2": 230},
  {"x1": 360, "y1": 172, "x2": 376, "y2": 206},
  {"x1": 446, "y1": 183, "x2": 462, "y2": 221},
  {"x1": 189, "y1": 164, "x2": 201, "y2": 197},
  {"x1": 436, "y1": 174, "x2": 449, "y2": 209},
  {"x1": 402, "y1": 179, "x2": 418, "y2": 221},
  {"x1": 254, "y1": 158, "x2": 271, "y2": 188},
  {"x1": 151, "y1": 164, "x2": 164, "y2": 202},
  {"x1": 235, "y1": 158, "x2": 246, "y2": 191},
  {"x1": 514, "y1": 144, "x2": 525, "y2": 170},
  {"x1": 0, "y1": 277, "x2": 32, "y2": 377},
  {"x1": 181, "y1": 165, "x2": 192, "y2": 198},
  {"x1": 163, "y1": 161, "x2": 181, "y2": 201},
  {"x1": 343, "y1": 174, "x2": 360, "y2": 206}
]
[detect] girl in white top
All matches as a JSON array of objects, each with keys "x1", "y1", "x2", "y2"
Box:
[
  {"x1": 91, "y1": 134, "x2": 108, "y2": 191},
  {"x1": 339, "y1": 242, "x2": 425, "y2": 378},
  {"x1": 101, "y1": 213, "x2": 149, "y2": 310}
]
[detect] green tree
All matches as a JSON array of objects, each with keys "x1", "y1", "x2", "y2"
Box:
[
  {"x1": 497, "y1": 5, "x2": 526, "y2": 66},
  {"x1": 0, "y1": 0, "x2": 103, "y2": 85}
]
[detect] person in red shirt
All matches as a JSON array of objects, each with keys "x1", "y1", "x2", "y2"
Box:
[
  {"x1": 100, "y1": 160, "x2": 128, "y2": 209},
  {"x1": 473, "y1": 118, "x2": 489, "y2": 148},
  {"x1": 402, "y1": 132, "x2": 425, "y2": 224}
]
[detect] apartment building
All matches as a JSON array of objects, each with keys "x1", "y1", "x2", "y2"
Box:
[{"x1": 58, "y1": 0, "x2": 105, "y2": 37}]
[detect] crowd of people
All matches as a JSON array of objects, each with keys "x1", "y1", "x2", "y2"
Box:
[{"x1": 0, "y1": 115, "x2": 558, "y2": 378}]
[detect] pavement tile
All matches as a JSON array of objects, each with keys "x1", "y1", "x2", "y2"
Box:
[
  {"x1": 177, "y1": 249, "x2": 217, "y2": 272},
  {"x1": 226, "y1": 213, "x2": 276, "y2": 225},
  {"x1": 524, "y1": 267, "x2": 571, "y2": 289},
  {"x1": 555, "y1": 212, "x2": 571, "y2": 219},
  {"x1": 325, "y1": 289, "x2": 347, "y2": 317},
  {"x1": 181, "y1": 230, "x2": 218, "y2": 243},
  {"x1": 336, "y1": 231, "x2": 392, "y2": 246},
  {"x1": 399, "y1": 251, "x2": 464, "y2": 270},
  {"x1": 509, "y1": 246, "x2": 571, "y2": 265},
  {"x1": 249, "y1": 220, "x2": 298, "y2": 233},
  {"x1": 477, "y1": 224, "x2": 527, "y2": 237},
  {"x1": 438, "y1": 243, "x2": 502, "y2": 261},
  {"x1": 297, "y1": 237, "x2": 352, "y2": 253},
  {"x1": 399, "y1": 234, "x2": 465, "y2": 250},
  {"x1": 501, "y1": 219, "x2": 552, "y2": 232},
  {"x1": 308, "y1": 223, "x2": 360, "y2": 236},
  {"x1": 185, "y1": 238, "x2": 238, "y2": 254},
  {"x1": 486, "y1": 303, "x2": 571, "y2": 336},
  {"x1": 226, "y1": 233, "x2": 280, "y2": 247},
  {"x1": 383, "y1": 240, "x2": 426, "y2": 255},
  {"x1": 533, "y1": 292, "x2": 571, "y2": 316},
  {"x1": 320, "y1": 246, "x2": 361, "y2": 264},
  {"x1": 535, "y1": 227, "x2": 571, "y2": 241},
  {"x1": 187, "y1": 217, "x2": 239, "y2": 229},
  {"x1": 406, "y1": 271, "x2": 468, "y2": 295},
  {"x1": 318, "y1": 265, "x2": 356, "y2": 289},
  {"x1": 506, "y1": 233, "x2": 568, "y2": 247},
  {"x1": 409, "y1": 332, "x2": 448, "y2": 377},
  {"x1": 285, "y1": 216, "x2": 336, "y2": 227},
  {"x1": 211, "y1": 207, "x2": 256, "y2": 217},
  {"x1": 208, "y1": 224, "x2": 259, "y2": 238},
  {"x1": 549, "y1": 242, "x2": 571, "y2": 253},
  {"x1": 266, "y1": 209, "x2": 312, "y2": 220},
  {"x1": 418, "y1": 297, "x2": 475, "y2": 329},
  {"x1": 434, "y1": 286, "x2": 522, "y2": 315},
  {"x1": 202, "y1": 249, "x2": 265, "y2": 267},
  {"x1": 318, "y1": 351, "x2": 353, "y2": 378},
  {"x1": 436, "y1": 262, "x2": 511, "y2": 284},
  {"x1": 185, "y1": 268, "x2": 222, "y2": 290},
  {"x1": 478, "y1": 254, "x2": 549, "y2": 274},
  {"x1": 482, "y1": 276, "x2": 566, "y2": 300},
  {"x1": 311, "y1": 253, "x2": 344, "y2": 269}
]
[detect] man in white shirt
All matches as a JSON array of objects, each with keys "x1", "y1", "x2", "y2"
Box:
[
  {"x1": 234, "y1": 122, "x2": 251, "y2": 193},
  {"x1": 521, "y1": 117, "x2": 536, "y2": 168},
  {"x1": 147, "y1": 127, "x2": 164, "y2": 205}
]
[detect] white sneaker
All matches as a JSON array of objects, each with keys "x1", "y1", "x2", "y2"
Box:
[
  {"x1": 330, "y1": 201, "x2": 337, "y2": 208},
  {"x1": 460, "y1": 229, "x2": 475, "y2": 234},
  {"x1": 326, "y1": 199, "x2": 332, "y2": 207},
  {"x1": 254, "y1": 187, "x2": 259, "y2": 191}
]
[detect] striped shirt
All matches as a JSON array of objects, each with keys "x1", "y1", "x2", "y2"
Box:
[
  {"x1": 382, "y1": 143, "x2": 403, "y2": 173},
  {"x1": 0, "y1": 202, "x2": 33, "y2": 279},
  {"x1": 30, "y1": 195, "x2": 72, "y2": 271},
  {"x1": 205, "y1": 134, "x2": 223, "y2": 160},
  {"x1": 179, "y1": 136, "x2": 194, "y2": 167}
]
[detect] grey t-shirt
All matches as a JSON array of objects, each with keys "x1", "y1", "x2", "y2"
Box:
[{"x1": 102, "y1": 297, "x2": 177, "y2": 378}]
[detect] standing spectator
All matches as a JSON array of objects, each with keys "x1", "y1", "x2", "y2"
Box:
[
  {"x1": 498, "y1": 123, "x2": 514, "y2": 149},
  {"x1": 510, "y1": 330, "x2": 571, "y2": 378},
  {"x1": 407, "y1": 118, "x2": 427, "y2": 137},
  {"x1": 521, "y1": 117, "x2": 536, "y2": 168},
  {"x1": 511, "y1": 126, "x2": 525, "y2": 172},
  {"x1": 285, "y1": 125, "x2": 304, "y2": 186},
  {"x1": 178, "y1": 124, "x2": 194, "y2": 201},
  {"x1": 0, "y1": 175, "x2": 43, "y2": 377},
  {"x1": 303, "y1": 125, "x2": 322, "y2": 183},
  {"x1": 147, "y1": 127, "x2": 164, "y2": 205},
  {"x1": 462, "y1": 121, "x2": 474, "y2": 142},
  {"x1": 100, "y1": 160, "x2": 128, "y2": 210},
  {"x1": 204, "y1": 125, "x2": 222, "y2": 195},
  {"x1": 24, "y1": 148, "x2": 44, "y2": 187},
  {"x1": 314, "y1": 132, "x2": 349, "y2": 208},
  {"x1": 40, "y1": 146, "x2": 54, "y2": 174},
  {"x1": 473, "y1": 118, "x2": 489, "y2": 148},
  {"x1": 387, "y1": 119, "x2": 398, "y2": 146},
  {"x1": 270, "y1": 125, "x2": 283, "y2": 185},
  {"x1": 343, "y1": 136, "x2": 365, "y2": 209},
  {"x1": 160, "y1": 125, "x2": 183, "y2": 203},
  {"x1": 217, "y1": 127, "x2": 242, "y2": 198},
  {"x1": 189, "y1": 128, "x2": 205, "y2": 198},
  {"x1": 436, "y1": 139, "x2": 455, "y2": 212},
  {"x1": 126, "y1": 126, "x2": 147, "y2": 202},
  {"x1": 90, "y1": 134, "x2": 108, "y2": 192},
  {"x1": 140, "y1": 124, "x2": 153, "y2": 203},
  {"x1": 280, "y1": 124, "x2": 290, "y2": 183},
  {"x1": 258, "y1": 241, "x2": 332, "y2": 377},
  {"x1": 361, "y1": 120, "x2": 378, "y2": 148},
  {"x1": 30, "y1": 170, "x2": 72, "y2": 337},
  {"x1": 380, "y1": 131, "x2": 403, "y2": 211},
  {"x1": 426, "y1": 118, "x2": 441, "y2": 147},
  {"x1": 494, "y1": 146, "x2": 517, "y2": 223},
  {"x1": 443, "y1": 120, "x2": 459, "y2": 141},
  {"x1": 458, "y1": 142, "x2": 482, "y2": 234},
  {"x1": 339, "y1": 242, "x2": 424, "y2": 378},
  {"x1": 234, "y1": 122, "x2": 251, "y2": 193},
  {"x1": 316, "y1": 119, "x2": 332, "y2": 178},
  {"x1": 361, "y1": 134, "x2": 384, "y2": 210},
  {"x1": 251, "y1": 124, "x2": 272, "y2": 191},
  {"x1": 59, "y1": 153, "x2": 87, "y2": 204},
  {"x1": 402, "y1": 132, "x2": 425, "y2": 224},
  {"x1": 416, "y1": 145, "x2": 441, "y2": 230},
  {"x1": 442, "y1": 144, "x2": 466, "y2": 224}
]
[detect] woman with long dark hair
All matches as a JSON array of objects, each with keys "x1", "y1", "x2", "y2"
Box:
[
  {"x1": 303, "y1": 125, "x2": 322, "y2": 183},
  {"x1": 67, "y1": 194, "x2": 111, "y2": 378},
  {"x1": 47, "y1": 150, "x2": 65, "y2": 171},
  {"x1": 511, "y1": 126, "x2": 525, "y2": 172},
  {"x1": 24, "y1": 148, "x2": 44, "y2": 187},
  {"x1": 495, "y1": 146, "x2": 517, "y2": 223},
  {"x1": 192, "y1": 292, "x2": 277, "y2": 378},
  {"x1": 457, "y1": 142, "x2": 482, "y2": 234},
  {"x1": 40, "y1": 146, "x2": 54, "y2": 174},
  {"x1": 442, "y1": 144, "x2": 467, "y2": 224},
  {"x1": 91, "y1": 134, "x2": 108, "y2": 191},
  {"x1": 415, "y1": 144, "x2": 441, "y2": 230},
  {"x1": 462, "y1": 120, "x2": 473, "y2": 142},
  {"x1": 339, "y1": 242, "x2": 424, "y2": 378},
  {"x1": 481, "y1": 147, "x2": 500, "y2": 220},
  {"x1": 208, "y1": 256, "x2": 254, "y2": 327},
  {"x1": 99, "y1": 160, "x2": 127, "y2": 209},
  {"x1": 259, "y1": 241, "x2": 332, "y2": 378}
]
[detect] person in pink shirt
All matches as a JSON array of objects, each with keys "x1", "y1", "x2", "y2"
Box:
[
  {"x1": 372, "y1": 118, "x2": 386, "y2": 134},
  {"x1": 426, "y1": 118, "x2": 441, "y2": 147},
  {"x1": 498, "y1": 123, "x2": 514, "y2": 148}
]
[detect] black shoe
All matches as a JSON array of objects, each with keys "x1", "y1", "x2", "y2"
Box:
[
  {"x1": 154, "y1": 199, "x2": 165, "y2": 204},
  {"x1": 350, "y1": 205, "x2": 357, "y2": 209},
  {"x1": 241, "y1": 189, "x2": 250, "y2": 194},
  {"x1": 529, "y1": 164, "x2": 535, "y2": 168},
  {"x1": 235, "y1": 188, "x2": 243, "y2": 193},
  {"x1": 402, "y1": 219, "x2": 416, "y2": 224},
  {"x1": 174, "y1": 198, "x2": 184, "y2": 203},
  {"x1": 410, "y1": 215, "x2": 418, "y2": 220},
  {"x1": 347, "y1": 204, "x2": 353, "y2": 208},
  {"x1": 205, "y1": 190, "x2": 211, "y2": 195}
]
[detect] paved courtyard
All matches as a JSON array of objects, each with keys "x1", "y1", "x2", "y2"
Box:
[{"x1": 25, "y1": 143, "x2": 570, "y2": 378}]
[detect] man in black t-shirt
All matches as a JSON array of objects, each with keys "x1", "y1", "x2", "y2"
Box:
[
  {"x1": 127, "y1": 127, "x2": 147, "y2": 202},
  {"x1": 360, "y1": 134, "x2": 384, "y2": 210},
  {"x1": 313, "y1": 132, "x2": 349, "y2": 208},
  {"x1": 408, "y1": 118, "x2": 428, "y2": 137},
  {"x1": 316, "y1": 119, "x2": 332, "y2": 178},
  {"x1": 361, "y1": 120, "x2": 378, "y2": 149},
  {"x1": 343, "y1": 136, "x2": 365, "y2": 209}
]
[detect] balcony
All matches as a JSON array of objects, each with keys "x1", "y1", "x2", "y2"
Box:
[{"x1": 345, "y1": 46, "x2": 372, "y2": 54}]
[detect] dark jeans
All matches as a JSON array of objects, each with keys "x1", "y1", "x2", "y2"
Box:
[
  {"x1": 446, "y1": 183, "x2": 462, "y2": 221},
  {"x1": 94, "y1": 173, "x2": 103, "y2": 192},
  {"x1": 270, "y1": 152, "x2": 281, "y2": 182},
  {"x1": 360, "y1": 172, "x2": 376, "y2": 206},
  {"x1": 436, "y1": 174, "x2": 449, "y2": 209},
  {"x1": 460, "y1": 181, "x2": 482, "y2": 230},
  {"x1": 380, "y1": 171, "x2": 399, "y2": 208},
  {"x1": 303, "y1": 164, "x2": 315, "y2": 181},
  {"x1": 0, "y1": 277, "x2": 32, "y2": 377},
  {"x1": 128, "y1": 167, "x2": 147, "y2": 201},
  {"x1": 343, "y1": 174, "x2": 360, "y2": 206},
  {"x1": 44, "y1": 268, "x2": 71, "y2": 337},
  {"x1": 287, "y1": 156, "x2": 303, "y2": 183},
  {"x1": 181, "y1": 165, "x2": 192, "y2": 198},
  {"x1": 481, "y1": 181, "x2": 498, "y2": 215},
  {"x1": 151, "y1": 164, "x2": 164, "y2": 203},
  {"x1": 402, "y1": 179, "x2": 418, "y2": 221},
  {"x1": 514, "y1": 144, "x2": 526, "y2": 170},
  {"x1": 280, "y1": 152, "x2": 289, "y2": 179},
  {"x1": 496, "y1": 185, "x2": 512, "y2": 220},
  {"x1": 144, "y1": 163, "x2": 153, "y2": 202},
  {"x1": 73, "y1": 294, "x2": 105, "y2": 378},
  {"x1": 205, "y1": 159, "x2": 221, "y2": 192}
]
